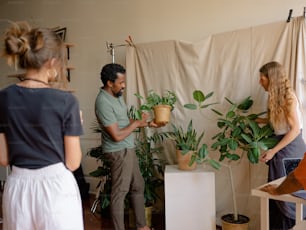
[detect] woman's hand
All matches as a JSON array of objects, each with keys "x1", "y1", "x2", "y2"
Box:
[{"x1": 259, "y1": 149, "x2": 275, "y2": 163}]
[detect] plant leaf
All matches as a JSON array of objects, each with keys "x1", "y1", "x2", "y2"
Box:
[
  {"x1": 193, "y1": 90, "x2": 205, "y2": 103},
  {"x1": 237, "y1": 96, "x2": 253, "y2": 110},
  {"x1": 184, "y1": 104, "x2": 197, "y2": 110}
]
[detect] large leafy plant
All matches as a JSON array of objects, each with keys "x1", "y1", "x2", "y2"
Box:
[
  {"x1": 210, "y1": 96, "x2": 279, "y2": 223},
  {"x1": 211, "y1": 96, "x2": 278, "y2": 164},
  {"x1": 135, "y1": 132, "x2": 165, "y2": 207}
]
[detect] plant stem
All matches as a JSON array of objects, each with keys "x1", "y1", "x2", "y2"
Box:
[
  {"x1": 220, "y1": 163, "x2": 238, "y2": 221},
  {"x1": 229, "y1": 165, "x2": 238, "y2": 221}
]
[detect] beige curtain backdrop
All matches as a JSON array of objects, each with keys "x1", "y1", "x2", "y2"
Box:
[{"x1": 125, "y1": 16, "x2": 306, "y2": 229}]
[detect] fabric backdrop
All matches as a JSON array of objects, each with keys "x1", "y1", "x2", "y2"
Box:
[{"x1": 125, "y1": 16, "x2": 306, "y2": 229}]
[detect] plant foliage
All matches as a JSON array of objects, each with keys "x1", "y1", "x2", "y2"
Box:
[
  {"x1": 211, "y1": 96, "x2": 279, "y2": 163},
  {"x1": 135, "y1": 90, "x2": 177, "y2": 111}
]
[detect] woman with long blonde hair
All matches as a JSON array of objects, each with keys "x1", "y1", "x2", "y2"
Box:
[{"x1": 257, "y1": 61, "x2": 306, "y2": 229}]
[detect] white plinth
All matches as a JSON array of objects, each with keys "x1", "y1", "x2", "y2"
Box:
[{"x1": 165, "y1": 165, "x2": 216, "y2": 230}]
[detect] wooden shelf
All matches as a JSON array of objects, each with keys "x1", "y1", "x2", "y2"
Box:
[
  {"x1": 7, "y1": 42, "x2": 75, "y2": 84},
  {"x1": 8, "y1": 73, "x2": 25, "y2": 79}
]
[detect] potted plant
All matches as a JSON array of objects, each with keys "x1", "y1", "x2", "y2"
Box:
[
  {"x1": 135, "y1": 90, "x2": 177, "y2": 124},
  {"x1": 86, "y1": 121, "x2": 114, "y2": 217},
  {"x1": 88, "y1": 116, "x2": 166, "y2": 227},
  {"x1": 164, "y1": 119, "x2": 220, "y2": 170},
  {"x1": 210, "y1": 96, "x2": 279, "y2": 229},
  {"x1": 162, "y1": 89, "x2": 219, "y2": 170},
  {"x1": 131, "y1": 130, "x2": 165, "y2": 228}
]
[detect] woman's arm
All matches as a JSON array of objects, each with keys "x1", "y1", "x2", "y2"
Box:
[
  {"x1": 0, "y1": 133, "x2": 9, "y2": 166},
  {"x1": 64, "y1": 136, "x2": 82, "y2": 171},
  {"x1": 260, "y1": 98, "x2": 301, "y2": 162}
]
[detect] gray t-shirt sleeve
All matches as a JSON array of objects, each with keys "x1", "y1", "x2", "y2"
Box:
[{"x1": 95, "y1": 96, "x2": 118, "y2": 127}]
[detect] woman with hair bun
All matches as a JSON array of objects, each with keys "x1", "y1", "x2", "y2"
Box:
[
  {"x1": 0, "y1": 21, "x2": 84, "y2": 229},
  {"x1": 257, "y1": 61, "x2": 306, "y2": 230}
]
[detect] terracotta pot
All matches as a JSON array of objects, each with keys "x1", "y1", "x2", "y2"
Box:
[
  {"x1": 153, "y1": 105, "x2": 171, "y2": 124},
  {"x1": 176, "y1": 149, "x2": 197, "y2": 170},
  {"x1": 221, "y1": 214, "x2": 249, "y2": 230}
]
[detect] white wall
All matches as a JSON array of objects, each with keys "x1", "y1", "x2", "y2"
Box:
[{"x1": 0, "y1": 1, "x2": 305, "y2": 228}]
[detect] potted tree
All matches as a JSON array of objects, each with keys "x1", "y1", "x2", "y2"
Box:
[
  {"x1": 135, "y1": 90, "x2": 177, "y2": 124},
  {"x1": 210, "y1": 96, "x2": 279, "y2": 229}
]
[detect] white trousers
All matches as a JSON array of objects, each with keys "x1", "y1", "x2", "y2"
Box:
[{"x1": 2, "y1": 163, "x2": 84, "y2": 230}]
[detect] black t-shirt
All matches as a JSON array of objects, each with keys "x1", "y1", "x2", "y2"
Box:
[{"x1": 0, "y1": 85, "x2": 83, "y2": 169}]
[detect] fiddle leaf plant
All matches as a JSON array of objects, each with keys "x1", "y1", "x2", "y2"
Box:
[
  {"x1": 184, "y1": 90, "x2": 217, "y2": 110},
  {"x1": 211, "y1": 96, "x2": 279, "y2": 164}
]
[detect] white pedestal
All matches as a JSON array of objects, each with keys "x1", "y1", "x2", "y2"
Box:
[{"x1": 165, "y1": 165, "x2": 216, "y2": 230}]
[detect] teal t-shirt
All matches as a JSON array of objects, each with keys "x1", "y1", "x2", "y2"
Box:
[{"x1": 95, "y1": 88, "x2": 134, "y2": 152}]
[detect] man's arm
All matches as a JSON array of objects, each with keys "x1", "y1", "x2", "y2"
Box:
[{"x1": 105, "y1": 112, "x2": 149, "y2": 142}]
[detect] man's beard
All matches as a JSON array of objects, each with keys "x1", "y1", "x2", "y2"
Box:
[{"x1": 115, "y1": 90, "x2": 123, "y2": 97}]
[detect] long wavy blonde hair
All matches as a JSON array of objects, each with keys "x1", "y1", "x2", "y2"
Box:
[{"x1": 259, "y1": 61, "x2": 294, "y2": 130}]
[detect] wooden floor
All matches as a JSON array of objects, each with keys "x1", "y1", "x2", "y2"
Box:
[
  {"x1": 0, "y1": 194, "x2": 223, "y2": 230},
  {"x1": 0, "y1": 194, "x2": 165, "y2": 230}
]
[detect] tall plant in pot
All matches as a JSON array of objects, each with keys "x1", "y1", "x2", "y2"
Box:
[
  {"x1": 135, "y1": 90, "x2": 177, "y2": 125},
  {"x1": 132, "y1": 130, "x2": 165, "y2": 228},
  {"x1": 210, "y1": 96, "x2": 279, "y2": 229}
]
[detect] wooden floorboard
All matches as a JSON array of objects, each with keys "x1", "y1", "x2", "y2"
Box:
[{"x1": 0, "y1": 193, "x2": 223, "y2": 229}]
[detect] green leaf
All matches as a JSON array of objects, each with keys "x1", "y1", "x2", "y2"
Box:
[
  {"x1": 228, "y1": 153, "x2": 240, "y2": 161},
  {"x1": 198, "y1": 144, "x2": 208, "y2": 159},
  {"x1": 89, "y1": 167, "x2": 104, "y2": 177},
  {"x1": 217, "y1": 121, "x2": 225, "y2": 128},
  {"x1": 261, "y1": 137, "x2": 279, "y2": 149},
  {"x1": 184, "y1": 104, "x2": 197, "y2": 110},
  {"x1": 241, "y1": 133, "x2": 253, "y2": 143},
  {"x1": 205, "y1": 91, "x2": 214, "y2": 99},
  {"x1": 225, "y1": 97, "x2": 235, "y2": 105},
  {"x1": 249, "y1": 120, "x2": 260, "y2": 138},
  {"x1": 237, "y1": 96, "x2": 253, "y2": 110},
  {"x1": 200, "y1": 102, "x2": 218, "y2": 108},
  {"x1": 228, "y1": 139, "x2": 238, "y2": 150},
  {"x1": 231, "y1": 127, "x2": 241, "y2": 137},
  {"x1": 247, "y1": 113, "x2": 258, "y2": 120},
  {"x1": 226, "y1": 111, "x2": 235, "y2": 118},
  {"x1": 211, "y1": 109, "x2": 223, "y2": 116},
  {"x1": 193, "y1": 90, "x2": 205, "y2": 103},
  {"x1": 248, "y1": 148, "x2": 259, "y2": 164},
  {"x1": 208, "y1": 159, "x2": 221, "y2": 169}
]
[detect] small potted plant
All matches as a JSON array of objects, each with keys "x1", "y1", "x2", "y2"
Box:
[
  {"x1": 135, "y1": 90, "x2": 177, "y2": 124},
  {"x1": 165, "y1": 119, "x2": 220, "y2": 170}
]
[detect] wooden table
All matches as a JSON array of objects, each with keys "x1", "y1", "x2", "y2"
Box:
[{"x1": 251, "y1": 177, "x2": 306, "y2": 230}]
